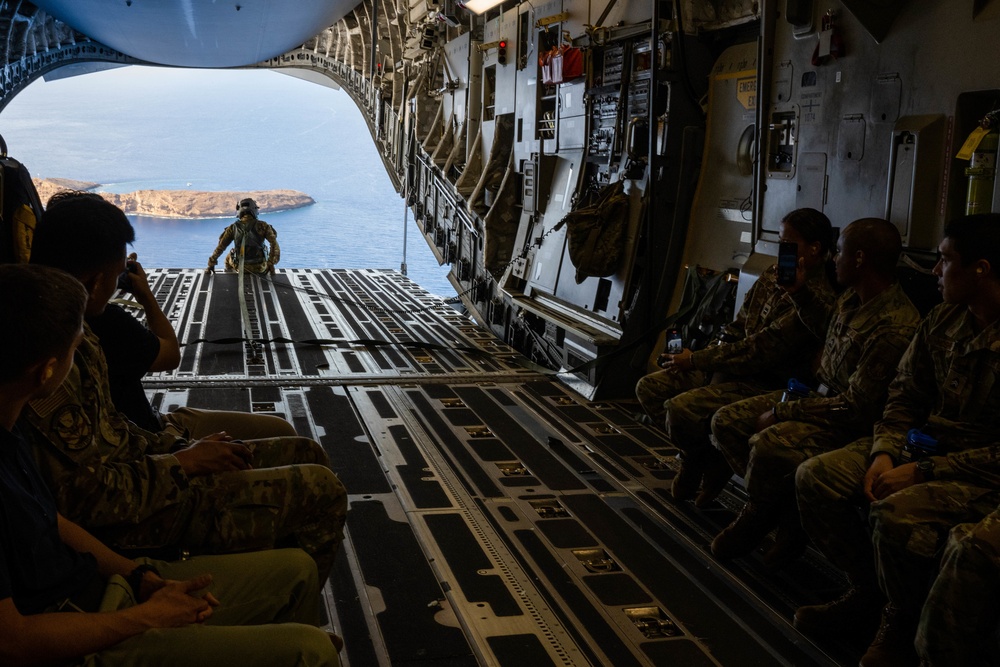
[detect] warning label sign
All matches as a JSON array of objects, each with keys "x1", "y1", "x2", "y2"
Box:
[{"x1": 737, "y1": 77, "x2": 757, "y2": 110}]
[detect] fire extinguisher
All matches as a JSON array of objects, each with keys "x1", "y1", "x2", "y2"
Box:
[{"x1": 961, "y1": 111, "x2": 1000, "y2": 215}]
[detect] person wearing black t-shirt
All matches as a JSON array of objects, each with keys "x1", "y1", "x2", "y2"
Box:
[
  {"x1": 89, "y1": 251, "x2": 296, "y2": 440},
  {"x1": 0, "y1": 264, "x2": 340, "y2": 666}
]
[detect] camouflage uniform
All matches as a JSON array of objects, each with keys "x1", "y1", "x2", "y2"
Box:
[
  {"x1": 20, "y1": 324, "x2": 347, "y2": 580},
  {"x1": 711, "y1": 282, "x2": 918, "y2": 504},
  {"x1": 636, "y1": 264, "x2": 820, "y2": 424},
  {"x1": 798, "y1": 303, "x2": 1000, "y2": 598},
  {"x1": 208, "y1": 215, "x2": 280, "y2": 274},
  {"x1": 915, "y1": 509, "x2": 1000, "y2": 666},
  {"x1": 663, "y1": 264, "x2": 835, "y2": 458}
]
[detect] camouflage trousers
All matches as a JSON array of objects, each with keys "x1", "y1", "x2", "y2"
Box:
[
  {"x1": 85, "y1": 548, "x2": 339, "y2": 667},
  {"x1": 916, "y1": 510, "x2": 1000, "y2": 667},
  {"x1": 795, "y1": 439, "x2": 878, "y2": 588},
  {"x1": 109, "y1": 436, "x2": 347, "y2": 582},
  {"x1": 712, "y1": 390, "x2": 860, "y2": 505},
  {"x1": 161, "y1": 405, "x2": 298, "y2": 441},
  {"x1": 870, "y1": 477, "x2": 1000, "y2": 614},
  {"x1": 634, "y1": 367, "x2": 708, "y2": 425},
  {"x1": 664, "y1": 380, "x2": 772, "y2": 457}
]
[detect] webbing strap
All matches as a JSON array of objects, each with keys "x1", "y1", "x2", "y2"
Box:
[
  {"x1": 181, "y1": 335, "x2": 490, "y2": 357},
  {"x1": 236, "y1": 231, "x2": 253, "y2": 342},
  {"x1": 181, "y1": 318, "x2": 662, "y2": 378}
]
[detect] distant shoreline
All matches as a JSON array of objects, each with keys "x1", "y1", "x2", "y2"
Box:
[{"x1": 32, "y1": 177, "x2": 315, "y2": 219}]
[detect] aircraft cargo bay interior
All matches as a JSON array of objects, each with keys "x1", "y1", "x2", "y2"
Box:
[
  {"x1": 1, "y1": 0, "x2": 999, "y2": 665},
  {"x1": 124, "y1": 267, "x2": 853, "y2": 666}
]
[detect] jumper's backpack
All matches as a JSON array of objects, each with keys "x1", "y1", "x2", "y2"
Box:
[
  {"x1": 554, "y1": 179, "x2": 630, "y2": 283},
  {"x1": 0, "y1": 136, "x2": 45, "y2": 264}
]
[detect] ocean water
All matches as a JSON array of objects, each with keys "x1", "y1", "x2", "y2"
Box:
[{"x1": 0, "y1": 66, "x2": 455, "y2": 297}]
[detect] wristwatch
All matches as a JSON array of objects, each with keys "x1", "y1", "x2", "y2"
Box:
[{"x1": 916, "y1": 458, "x2": 936, "y2": 482}]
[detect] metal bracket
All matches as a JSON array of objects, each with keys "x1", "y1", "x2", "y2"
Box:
[
  {"x1": 572, "y1": 548, "x2": 620, "y2": 573},
  {"x1": 536, "y1": 11, "x2": 570, "y2": 27},
  {"x1": 529, "y1": 499, "x2": 569, "y2": 518},
  {"x1": 497, "y1": 461, "x2": 529, "y2": 476},
  {"x1": 624, "y1": 606, "x2": 680, "y2": 639}
]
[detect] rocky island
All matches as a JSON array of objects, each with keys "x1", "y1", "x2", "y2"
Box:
[{"x1": 32, "y1": 178, "x2": 314, "y2": 218}]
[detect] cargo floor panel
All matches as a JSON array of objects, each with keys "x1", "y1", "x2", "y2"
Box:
[{"x1": 134, "y1": 269, "x2": 844, "y2": 666}]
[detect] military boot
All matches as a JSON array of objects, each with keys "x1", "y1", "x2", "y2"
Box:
[
  {"x1": 859, "y1": 605, "x2": 919, "y2": 667},
  {"x1": 793, "y1": 587, "x2": 884, "y2": 641},
  {"x1": 694, "y1": 447, "x2": 733, "y2": 508},
  {"x1": 671, "y1": 454, "x2": 707, "y2": 502},
  {"x1": 762, "y1": 505, "x2": 809, "y2": 569},
  {"x1": 710, "y1": 501, "x2": 780, "y2": 560}
]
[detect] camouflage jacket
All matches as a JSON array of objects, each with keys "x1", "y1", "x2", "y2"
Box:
[
  {"x1": 774, "y1": 281, "x2": 920, "y2": 432},
  {"x1": 208, "y1": 216, "x2": 280, "y2": 269},
  {"x1": 873, "y1": 303, "x2": 1000, "y2": 487},
  {"x1": 690, "y1": 263, "x2": 835, "y2": 383},
  {"x1": 19, "y1": 323, "x2": 194, "y2": 545}
]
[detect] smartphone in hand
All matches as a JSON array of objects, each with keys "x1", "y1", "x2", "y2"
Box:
[
  {"x1": 776, "y1": 241, "x2": 798, "y2": 287},
  {"x1": 666, "y1": 329, "x2": 683, "y2": 354}
]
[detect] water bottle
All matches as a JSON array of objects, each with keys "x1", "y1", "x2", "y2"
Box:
[
  {"x1": 780, "y1": 378, "x2": 811, "y2": 402},
  {"x1": 900, "y1": 428, "x2": 940, "y2": 463}
]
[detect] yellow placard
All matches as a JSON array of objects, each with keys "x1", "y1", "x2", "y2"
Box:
[
  {"x1": 956, "y1": 125, "x2": 990, "y2": 161},
  {"x1": 736, "y1": 77, "x2": 756, "y2": 110}
]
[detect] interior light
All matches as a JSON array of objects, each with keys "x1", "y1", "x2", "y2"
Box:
[{"x1": 463, "y1": 0, "x2": 504, "y2": 15}]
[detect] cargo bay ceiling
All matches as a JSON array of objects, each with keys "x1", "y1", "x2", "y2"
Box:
[{"x1": 0, "y1": 0, "x2": 438, "y2": 191}]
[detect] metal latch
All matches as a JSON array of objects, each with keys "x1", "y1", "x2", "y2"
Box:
[
  {"x1": 624, "y1": 606, "x2": 680, "y2": 639},
  {"x1": 572, "y1": 548, "x2": 620, "y2": 573}
]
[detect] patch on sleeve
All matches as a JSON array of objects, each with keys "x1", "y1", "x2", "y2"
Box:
[
  {"x1": 51, "y1": 404, "x2": 94, "y2": 450},
  {"x1": 27, "y1": 383, "x2": 75, "y2": 419}
]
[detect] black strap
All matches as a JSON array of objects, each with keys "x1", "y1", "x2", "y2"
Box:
[{"x1": 181, "y1": 335, "x2": 494, "y2": 358}]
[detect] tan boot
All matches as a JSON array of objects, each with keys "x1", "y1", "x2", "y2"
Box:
[
  {"x1": 670, "y1": 455, "x2": 706, "y2": 501},
  {"x1": 710, "y1": 501, "x2": 779, "y2": 560},
  {"x1": 793, "y1": 587, "x2": 884, "y2": 641},
  {"x1": 859, "y1": 605, "x2": 919, "y2": 667},
  {"x1": 762, "y1": 506, "x2": 809, "y2": 568},
  {"x1": 694, "y1": 447, "x2": 732, "y2": 508}
]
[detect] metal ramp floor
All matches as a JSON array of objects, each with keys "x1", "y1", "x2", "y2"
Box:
[{"x1": 133, "y1": 268, "x2": 857, "y2": 666}]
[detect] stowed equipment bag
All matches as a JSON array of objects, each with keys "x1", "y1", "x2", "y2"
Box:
[
  {"x1": 553, "y1": 179, "x2": 630, "y2": 284},
  {"x1": 539, "y1": 45, "x2": 585, "y2": 85},
  {"x1": 0, "y1": 139, "x2": 44, "y2": 264}
]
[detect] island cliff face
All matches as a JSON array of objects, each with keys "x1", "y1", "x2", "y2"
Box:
[{"x1": 32, "y1": 178, "x2": 314, "y2": 218}]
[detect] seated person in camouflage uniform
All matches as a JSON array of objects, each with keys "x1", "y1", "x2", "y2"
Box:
[
  {"x1": 206, "y1": 197, "x2": 280, "y2": 274},
  {"x1": 795, "y1": 213, "x2": 1000, "y2": 667},
  {"x1": 654, "y1": 208, "x2": 837, "y2": 507},
  {"x1": 24, "y1": 192, "x2": 347, "y2": 582},
  {"x1": 915, "y1": 507, "x2": 1000, "y2": 666},
  {"x1": 88, "y1": 250, "x2": 298, "y2": 439},
  {"x1": 708, "y1": 219, "x2": 919, "y2": 565},
  {"x1": 0, "y1": 264, "x2": 340, "y2": 667},
  {"x1": 636, "y1": 208, "x2": 833, "y2": 429}
]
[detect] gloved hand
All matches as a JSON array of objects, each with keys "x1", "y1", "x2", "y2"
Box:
[
  {"x1": 205, "y1": 265, "x2": 215, "y2": 274},
  {"x1": 266, "y1": 263, "x2": 276, "y2": 276}
]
